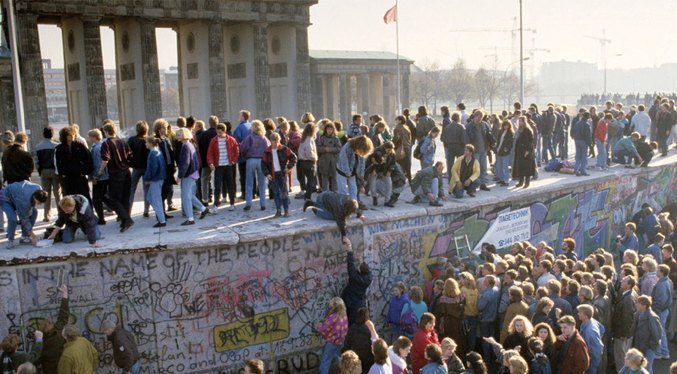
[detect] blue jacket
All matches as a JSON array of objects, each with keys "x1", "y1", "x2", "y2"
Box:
[
  {"x1": 579, "y1": 319, "x2": 604, "y2": 357},
  {"x1": 90, "y1": 141, "x2": 109, "y2": 181},
  {"x1": 233, "y1": 120, "x2": 251, "y2": 163},
  {"x1": 387, "y1": 294, "x2": 410, "y2": 325},
  {"x1": 637, "y1": 213, "x2": 659, "y2": 240},
  {"x1": 477, "y1": 286, "x2": 500, "y2": 322},
  {"x1": 336, "y1": 143, "x2": 366, "y2": 178},
  {"x1": 618, "y1": 234, "x2": 639, "y2": 252},
  {"x1": 651, "y1": 276, "x2": 674, "y2": 313},
  {"x1": 346, "y1": 123, "x2": 362, "y2": 139},
  {"x1": 421, "y1": 362, "x2": 448, "y2": 374},
  {"x1": 420, "y1": 136, "x2": 436, "y2": 164},
  {"x1": 644, "y1": 244, "x2": 662, "y2": 264},
  {"x1": 341, "y1": 251, "x2": 373, "y2": 308},
  {"x1": 465, "y1": 121, "x2": 496, "y2": 153},
  {"x1": 2, "y1": 181, "x2": 41, "y2": 235},
  {"x1": 572, "y1": 119, "x2": 592, "y2": 145},
  {"x1": 177, "y1": 142, "x2": 200, "y2": 179},
  {"x1": 144, "y1": 148, "x2": 167, "y2": 182}
]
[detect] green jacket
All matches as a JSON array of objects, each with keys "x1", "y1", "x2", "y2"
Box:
[
  {"x1": 416, "y1": 115, "x2": 436, "y2": 142},
  {"x1": 38, "y1": 298, "x2": 70, "y2": 374},
  {"x1": 410, "y1": 166, "x2": 444, "y2": 197},
  {"x1": 2, "y1": 341, "x2": 43, "y2": 371},
  {"x1": 57, "y1": 337, "x2": 97, "y2": 374}
]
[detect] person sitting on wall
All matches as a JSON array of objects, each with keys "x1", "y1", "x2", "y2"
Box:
[
  {"x1": 303, "y1": 190, "x2": 367, "y2": 248},
  {"x1": 449, "y1": 144, "x2": 481, "y2": 198}
]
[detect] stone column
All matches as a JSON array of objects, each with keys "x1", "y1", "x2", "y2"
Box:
[
  {"x1": 16, "y1": 14, "x2": 48, "y2": 140},
  {"x1": 0, "y1": 79, "x2": 17, "y2": 134},
  {"x1": 402, "y1": 71, "x2": 410, "y2": 110},
  {"x1": 296, "y1": 24, "x2": 311, "y2": 117},
  {"x1": 82, "y1": 17, "x2": 108, "y2": 128},
  {"x1": 382, "y1": 75, "x2": 390, "y2": 121},
  {"x1": 140, "y1": 19, "x2": 162, "y2": 122},
  {"x1": 369, "y1": 74, "x2": 383, "y2": 117},
  {"x1": 324, "y1": 75, "x2": 335, "y2": 119},
  {"x1": 208, "y1": 22, "x2": 227, "y2": 120},
  {"x1": 252, "y1": 23, "x2": 271, "y2": 119},
  {"x1": 311, "y1": 74, "x2": 324, "y2": 118},
  {"x1": 175, "y1": 26, "x2": 184, "y2": 117},
  {"x1": 339, "y1": 74, "x2": 350, "y2": 125},
  {"x1": 360, "y1": 74, "x2": 369, "y2": 117}
]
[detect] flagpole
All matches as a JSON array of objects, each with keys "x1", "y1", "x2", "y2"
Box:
[{"x1": 395, "y1": 0, "x2": 401, "y2": 115}]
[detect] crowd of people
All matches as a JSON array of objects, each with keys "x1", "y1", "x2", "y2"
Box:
[{"x1": 578, "y1": 92, "x2": 677, "y2": 107}]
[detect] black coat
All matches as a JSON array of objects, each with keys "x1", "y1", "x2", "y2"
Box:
[
  {"x1": 2, "y1": 144, "x2": 34, "y2": 184},
  {"x1": 55, "y1": 142, "x2": 93, "y2": 178},
  {"x1": 37, "y1": 298, "x2": 69, "y2": 374},
  {"x1": 108, "y1": 326, "x2": 140, "y2": 371},
  {"x1": 512, "y1": 128, "x2": 535, "y2": 178},
  {"x1": 341, "y1": 323, "x2": 374, "y2": 373},
  {"x1": 340, "y1": 251, "x2": 372, "y2": 309},
  {"x1": 504, "y1": 332, "x2": 533, "y2": 363}
]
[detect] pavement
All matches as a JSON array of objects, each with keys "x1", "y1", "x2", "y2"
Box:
[{"x1": 1, "y1": 138, "x2": 676, "y2": 263}]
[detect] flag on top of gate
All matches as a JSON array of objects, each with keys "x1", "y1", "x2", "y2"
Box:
[{"x1": 383, "y1": 5, "x2": 397, "y2": 24}]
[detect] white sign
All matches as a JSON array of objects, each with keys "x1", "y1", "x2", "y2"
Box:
[{"x1": 473, "y1": 207, "x2": 531, "y2": 253}]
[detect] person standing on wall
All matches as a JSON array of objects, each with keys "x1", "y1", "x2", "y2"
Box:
[
  {"x1": 99, "y1": 123, "x2": 134, "y2": 233},
  {"x1": 35, "y1": 127, "x2": 60, "y2": 222},
  {"x1": 101, "y1": 321, "x2": 140, "y2": 374},
  {"x1": 233, "y1": 111, "x2": 252, "y2": 200}
]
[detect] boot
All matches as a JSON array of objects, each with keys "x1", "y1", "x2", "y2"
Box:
[
  {"x1": 274, "y1": 210, "x2": 282, "y2": 218},
  {"x1": 303, "y1": 199, "x2": 314, "y2": 212},
  {"x1": 523, "y1": 176, "x2": 530, "y2": 189},
  {"x1": 284, "y1": 210, "x2": 290, "y2": 217},
  {"x1": 384, "y1": 193, "x2": 399, "y2": 208},
  {"x1": 373, "y1": 196, "x2": 379, "y2": 206},
  {"x1": 516, "y1": 177, "x2": 524, "y2": 188}
]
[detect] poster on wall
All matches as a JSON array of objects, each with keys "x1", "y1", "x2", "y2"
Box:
[{"x1": 472, "y1": 207, "x2": 531, "y2": 253}]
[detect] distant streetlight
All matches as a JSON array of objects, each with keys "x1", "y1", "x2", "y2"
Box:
[{"x1": 604, "y1": 53, "x2": 623, "y2": 96}]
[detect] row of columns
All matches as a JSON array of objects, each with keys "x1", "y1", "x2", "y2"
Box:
[
  {"x1": 313, "y1": 73, "x2": 409, "y2": 126},
  {"x1": 12, "y1": 14, "x2": 311, "y2": 142}
]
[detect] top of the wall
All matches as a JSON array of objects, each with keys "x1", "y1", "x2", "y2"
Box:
[{"x1": 2, "y1": 152, "x2": 676, "y2": 266}]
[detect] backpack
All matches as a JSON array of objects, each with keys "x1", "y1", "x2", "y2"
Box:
[
  {"x1": 400, "y1": 300, "x2": 418, "y2": 335},
  {"x1": 608, "y1": 119, "x2": 619, "y2": 137},
  {"x1": 413, "y1": 141, "x2": 423, "y2": 160}
]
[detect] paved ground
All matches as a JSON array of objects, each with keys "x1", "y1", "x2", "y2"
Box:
[{"x1": 1, "y1": 138, "x2": 675, "y2": 262}]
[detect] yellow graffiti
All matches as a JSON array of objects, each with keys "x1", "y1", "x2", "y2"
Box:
[{"x1": 213, "y1": 308, "x2": 289, "y2": 352}]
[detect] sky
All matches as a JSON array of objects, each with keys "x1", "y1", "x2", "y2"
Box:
[{"x1": 38, "y1": 0, "x2": 677, "y2": 74}]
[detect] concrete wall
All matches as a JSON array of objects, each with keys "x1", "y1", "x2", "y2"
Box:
[{"x1": 2, "y1": 165, "x2": 677, "y2": 374}]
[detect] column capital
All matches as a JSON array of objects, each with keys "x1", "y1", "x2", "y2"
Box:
[{"x1": 81, "y1": 14, "x2": 103, "y2": 23}]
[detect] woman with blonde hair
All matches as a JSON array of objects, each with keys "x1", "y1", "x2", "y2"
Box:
[
  {"x1": 240, "y1": 120, "x2": 271, "y2": 211},
  {"x1": 339, "y1": 351, "x2": 362, "y2": 374},
  {"x1": 336, "y1": 135, "x2": 374, "y2": 202},
  {"x1": 459, "y1": 272, "x2": 479, "y2": 354},
  {"x1": 176, "y1": 127, "x2": 208, "y2": 225},
  {"x1": 503, "y1": 315, "x2": 533, "y2": 363},
  {"x1": 618, "y1": 348, "x2": 650, "y2": 374},
  {"x1": 317, "y1": 297, "x2": 348, "y2": 374},
  {"x1": 441, "y1": 338, "x2": 465, "y2": 374},
  {"x1": 433, "y1": 279, "x2": 467, "y2": 363},
  {"x1": 507, "y1": 356, "x2": 528, "y2": 374}
]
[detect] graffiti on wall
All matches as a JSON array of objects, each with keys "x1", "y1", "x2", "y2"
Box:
[{"x1": 0, "y1": 166, "x2": 676, "y2": 374}]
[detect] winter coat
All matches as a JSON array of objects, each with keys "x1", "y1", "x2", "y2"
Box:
[
  {"x1": 387, "y1": 294, "x2": 411, "y2": 325},
  {"x1": 632, "y1": 309, "x2": 663, "y2": 352},
  {"x1": 393, "y1": 124, "x2": 412, "y2": 149},
  {"x1": 505, "y1": 332, "x2": 534, "y2": 363},
  {"x1": 288, "y1": 131, "x2": 302, "y2": 155},
  {"x1": 177, "y1": 141, "x2": 200, "y2": 179},
  {"x1": 35, "y1": 139, "x2": 58, "y2": 174},
  {"x1": 433, "y1": 295, "x2": 467, "y2": 363},
  {"x1": 412, "y1": 328, "x2": 440, "y2": 374},
  {"x1": 55, "y1": 142, "x2": 93, "y2": 178},
  {"x1": 445, "y1": 353, "x2": 465, "y2": 374},
  {"x1": 612, "y1": 290, "x2": 637, "y2": 338},
  {"x1": 197, "y1": 127, "x2": 218, "y2": 166},
  {"x1": 651, "y1": 276, "x2": 674, "y2": 313},
  {"x1": 297, "y1": 136, "x2": 318, "y2": 161},
  {"x1": 207, "y1": 135, "x2": 240, "y2": 167},
  {"x1": 2, "y1": 144, "x2": 34, "y2": 184},
  {"x1": 317, "y1": 133, "x2": 341, "y2": 175},
  {"x1": 53, "y1": 195, "x2": 98, "y2": 244},
  {"x1": 336, "y1": 143, "x2": 366, "y2": 178},
  {"x1": 57, "y1": 337, "x2": 97, "y2": 374},
  {"x1": 389, "y1": 346, "x2": 410, "y2": 374},
  {"x1": 512, "y1": 128, "x2": 535, "y2": 178},
  {"x1": 316, "y1": 191, "x2": 363, "y2": 237},
  {"x1": 2, "y1": 341, "x2": 43, "y2": 371},
  {"x1": 416, "y1": 115, "x2": 436, "y2": 142},
  {"x1": 500, "y1": 301, "x2": 530, "y2": 343},
  {"x1": 553, "y1": 331, "x2": 589, "y2": 374},
  {"x1": 496, "y1": 130, "x2": 514, "y2": 157},
  {"x1": 410, "y1": 166, "x2": 444, "y2": 197},
  {"x1": 465, "y1": 121, "x2": 496, "y2": 153},
  {"x1": 341, "y1": 251, "x2": 373, "y2": 309},
  {"x1": 317, "y1": 312, "x2": 348, "y2": 345},
  {"x1": 341, "y1": 323, "x2": 374, "y2": 373},
  {"x1": 37, "y1": 298, "x2": 69, "y2": 374},
  {"x1": 107, "y1": 325, "x2": 140, "y2": 371},
  {"x1": 127, "y1": 135, "x2": 149, "y2": 170},
  {"x1": 143, "y1": 148, "x2": 167, "y2": 183}
]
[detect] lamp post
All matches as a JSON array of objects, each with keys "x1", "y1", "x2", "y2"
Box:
[{"x1": 504, "y1": 57, "x2": 530, "y2": 109}]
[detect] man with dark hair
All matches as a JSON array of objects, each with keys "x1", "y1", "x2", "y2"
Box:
[
  {"x1": 612, "y1": 276, "x2": 637, "y2": 370},
  {"x1": 562, "y1": 237, "x2": 577, "y2": 261},
  {"x1": 541, "y1": 106, "x2": 557, "y2": 164},
  {"x1": 465, "y1": 111, "x2": 496, "y2": 191},
  {"x1": 651, "y1": 264, "x2": 673, "y2": 361},
  {"x1": 416, "y1": 106, "x2": 435, "y2": 144},
  {"x1": 572, "y1": 111, "x2": 591, "y2": 176},
  {"x1": 1, "y1": 332, "x2": 43, "y2": 372},
  {"x1": 554, "y1": 315, "x2": 590, "y2": 374},
  {"x1": 440, "y1": 106, "x2": 451, "y2": 130},
  {"x1": 102, "y1": 321, "x2": 140, "y2": 374},
  {"x1": 656, "y1": 103, "x2": 673, "y2": 156},
  {"x1": 457, "y1": 103, "x2": 469, "y2": 125},
  {"x1": 35, "y1": 127, "x2": 60, "y2": 222},
  {"x1": 341, "y1": 250, "x2": 373, "y2": 325},
  {"x1": 233, "y1": 110, "x2": 252, "y2": 199},
  {"x1": 1, "y1": 181, "x2": 47, "y2": 248},
  {"x1": 634, "y1": 139, "x2": 657, "y2": 167},
  {"x1": 100, "y1": 123, "x2": 134, "y2": 233},
  {"x1": 1, "y1": 132, "x2": 34, "y2": 185},
  {"x1": 304, "y1": 191, "x2": 366, "y2": 247},
  {"x1": 441, "y1": 112, "x2": 466, "y2": 183},
  {"x1": 449, "y1": 145, "x2": 479, "y2": 198},
  {"x1": 198, "y1": 116, "x2": 219, "y2": 205},
  {"x1": 547, "y1": 280, "x2": 573, "y2": 323},
  {"x1": 477, "y1": 275, "x2": 500, "y2": 362}
]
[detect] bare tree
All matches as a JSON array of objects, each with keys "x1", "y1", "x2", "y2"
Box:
[
  {"x1": 410, "y1": 59, "x2": 446, "y2": 112},
  {"x1": 448, "y1": 59, "x2": 474, "y2": 107},
  {"x1": 474, "y1": 67, "x2": 493, "y2": 108}
]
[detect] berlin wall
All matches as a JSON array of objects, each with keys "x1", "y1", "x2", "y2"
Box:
[{"x1": 1, "y1": 164, "x2": 676, "y2": 374}]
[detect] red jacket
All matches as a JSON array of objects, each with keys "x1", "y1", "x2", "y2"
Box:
[
  {"x1": 411, "y1": 328, "x2": 440, "y2": 374},
  {"x1": 554, "y1": 330, "x2": 590, "y2": 374},
  {"x1": 207, "y1": 135, "x2": 239, "y2": 167},
  {"x1": 594, "y1": 119, "x2": 608, "y2": 143}
]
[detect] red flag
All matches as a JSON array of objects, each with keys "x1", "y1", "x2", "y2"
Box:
[{"x1": 383, "y1": 5, "x2": 397, "y2": 24}]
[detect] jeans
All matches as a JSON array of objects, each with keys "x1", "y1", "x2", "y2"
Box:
[
  {"x1": 479, "y1": 321, "x2": 496, "y2": 362},
  {"x1": 105, "y1": 170, "x2": 132, "y2": 224},
  {"x1": 445, "y1": 146, "x2": 463, "y2": 183},
  {"x1": 472, "y1": 151, "x2": 488, "y2": 184},
  {"x1": 542, "y1": 135, "x2": 556, "y2": 163},
  {"x1": 534, "y1": 133, "x2": 542, "y2": 166},
  {"x1": 595, "y1": 139, "x2": 607, "y2": 168},
  {"x1": 319, "y1": 343, "x2": 342, "y2": 374},
  {"x1": 337, "y1": 173, "x2": 358, "y2": 199},
  {"x1": 465, "y1": 315, "x2": 478, "y2": 353},
  {"x1": 414, "y1": 177, "x2": 439, "y2": 200},
  {"x1": 147, "y1": 180, "x2": 165, "y2": 223},
  {"x1": 585, "y1": 356, "x2": 600, "y2": 374},
  {"x1": 644, "y1": 349, "x2": 655, "y2": 373},
  {"x1": 180, "y1": 177, "x2": 204, "y2": 220},
  {"x1": 612, "y1": 148, "x2": 633, "y2": 164},
  {"x1": 369, "y1": 173, "x2": 392, "y2": 200},
  {"x1": 2, "y1": 203, "x2": 37, "y2": 241},
  {"x1": 200, "y1": 167, "x2": 213, "y2": 202},
  {"x1": 452, "y1": 179, "x2": 480, "y2": 198},
  {"x1": 271, "y1": 172, "x2": 289, "y2": 210},
  {"x1": 40, "y1": 168, "x2": 61, "y2": 219},
  {"x1": 214, "y1": 165, "x2": 236, "y2": 206},
  {"x1": 130, "y1": 168, "x2": 149, "y2": 214},
  {"x1": 658, "y1": 308, "x2": 670, "y2": 357},
  {"x1": 313, "y1": 198, "x2": 335, "y2": 221},
  {"x1": 496, "y1": 155, "x2": 510, "y2": 183},
  {"x1": 121, "y1": 361, "x2": 139, "y2": 374},
  {"x1": 62, "y1": 225, "x2": 101, "y2": 243},
  {"x1": 574, "y1": 140, "x2": 588, "y2": 174},
  {"x1": 245, "y1": 158, "x2": 266, "y2": 208}
]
